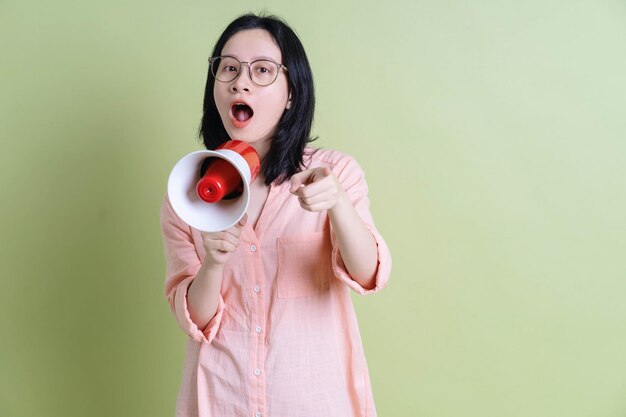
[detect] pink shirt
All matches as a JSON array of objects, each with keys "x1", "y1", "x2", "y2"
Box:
[{"x1": 160, "y1": 148, "x2": 392, "y2": 417}]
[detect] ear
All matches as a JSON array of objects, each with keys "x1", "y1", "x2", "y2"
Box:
[{"x1": 285, "y1": 93, "x2": 292, "y2": 110}]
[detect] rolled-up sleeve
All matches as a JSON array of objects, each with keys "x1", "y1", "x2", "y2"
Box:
[
  {"x1": 160, "y1": 194, "x2": 224, "y2": 343},
  {"x1": 329, "y1": 156, "x2": 392, "y2": 295}
]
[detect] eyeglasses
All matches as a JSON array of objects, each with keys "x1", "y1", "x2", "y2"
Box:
[{"x1": 209, "y1": 55, "x2": 288, "y2": 87}]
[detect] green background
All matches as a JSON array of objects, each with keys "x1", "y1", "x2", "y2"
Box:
[{"x1": 1, "y1": 0, "x2": 625, "y2": 416}]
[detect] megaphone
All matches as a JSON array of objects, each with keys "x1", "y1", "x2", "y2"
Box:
[{"x1": 167, "y1": 140, "x2": 260, "y2": 232}]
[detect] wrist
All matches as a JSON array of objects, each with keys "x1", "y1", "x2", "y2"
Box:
[
  {"x1": 197, "y1": 258, "x2": 225, "y2": 279},
  {"x1": 329, "y1": 187, "x2": 351, "y2": 217}
]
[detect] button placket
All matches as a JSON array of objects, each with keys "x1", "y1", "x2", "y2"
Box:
[{"x1": 246, "y1": 235, "x2": 265, "y2": 417}]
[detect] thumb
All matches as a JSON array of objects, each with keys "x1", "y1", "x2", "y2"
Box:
[
  {"x1": 314, "y1": 166, "x2": 332, "y2": 180},
  {"x1": 237, "y1": 213, "x2": 248, "y2": 227}
]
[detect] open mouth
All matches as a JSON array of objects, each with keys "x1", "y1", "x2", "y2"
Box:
[{"x1": 231, "y1": 102, "x2": 254, "y2": 123}]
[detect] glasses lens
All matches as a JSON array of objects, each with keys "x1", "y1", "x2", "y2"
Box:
[
  {"x1": 250, "y1": 60, "x2": 279, "y2": 86},
  {"x1": 211, "y1": 56, "x2": 240, "y2": 82}
]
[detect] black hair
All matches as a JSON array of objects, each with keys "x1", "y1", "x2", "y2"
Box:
[{"x1": 199, "y1": 13, "x2": 316, "y2": 185}]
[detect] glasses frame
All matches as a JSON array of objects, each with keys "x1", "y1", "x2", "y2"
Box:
[{"x1": 209, "y1": 55, "x2": 288, "y2": 87}]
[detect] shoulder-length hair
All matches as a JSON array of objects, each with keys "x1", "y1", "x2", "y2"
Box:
[{"x1": 199, "y1": 13, "x2": 316, "y2": 185}]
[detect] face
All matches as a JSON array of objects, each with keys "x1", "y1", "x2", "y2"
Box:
[{"x1": 213, "y1": 29, "x2": 291, "y2": 159}]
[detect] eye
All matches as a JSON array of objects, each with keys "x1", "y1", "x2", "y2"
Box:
[
  {"x1": 254, "y1": 65, "x2": 270, "y2": 74},
  {"x1": 218, "y1": 57, "x2": 239, "y2": 73}
]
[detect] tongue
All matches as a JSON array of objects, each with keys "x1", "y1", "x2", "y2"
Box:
[{"x1": 234, "y1": 106, "x2": 253, "y2": 122}]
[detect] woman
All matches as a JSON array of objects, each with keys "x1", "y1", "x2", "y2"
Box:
[{"x1": 161, "y1": 13, "x2": 392, "y2": 417}]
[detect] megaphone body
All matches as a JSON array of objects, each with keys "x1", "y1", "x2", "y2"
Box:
[{"x1": 167, "y1": 140, "x2": 260, "y2": 232}]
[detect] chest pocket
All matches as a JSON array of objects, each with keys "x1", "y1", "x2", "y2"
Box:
[{"x1": 276, "y1": 231, "x2": 333, "y2": 298}]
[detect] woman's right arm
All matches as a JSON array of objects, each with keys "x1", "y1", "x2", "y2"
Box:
[
  {"x1": 187, "y1": 216, "x2": 247, "y2": 329},
  {"x1": 161, "y1": 195, "x2": 245, "y2": 342}
]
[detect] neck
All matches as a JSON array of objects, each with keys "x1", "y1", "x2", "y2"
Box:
[
  {"x1": 250, "y1": 138, "x2": 272, "y2": 161},
  {"x1": 252, "y1": 172, "x2": 268, "y2": 188}
]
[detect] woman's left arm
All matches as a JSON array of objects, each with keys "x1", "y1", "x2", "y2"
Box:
[{"x1": 290, "y1": 167, "x2": 378, "y2": 289}]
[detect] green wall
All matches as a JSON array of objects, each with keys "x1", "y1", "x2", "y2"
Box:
[{"x1": 1, "y1": 1, "x2": 625, "y2": 416}]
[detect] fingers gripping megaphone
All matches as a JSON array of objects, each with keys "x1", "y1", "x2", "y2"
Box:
[{"x1": 167, "y1": 140, "x2": 260, "y2": 232}]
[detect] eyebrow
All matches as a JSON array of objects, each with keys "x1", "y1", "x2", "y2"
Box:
[{"x1": 221, "y1": 53, "x2": 281, "y2": 62}]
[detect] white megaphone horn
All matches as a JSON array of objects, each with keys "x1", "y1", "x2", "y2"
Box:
[{"x1": 167, "y1": 140, "x2": 260, "y2": 232}]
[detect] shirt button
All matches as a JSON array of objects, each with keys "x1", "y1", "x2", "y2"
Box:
[
  {"x1": 255, "y1": 412, "x2": 262, "y2": 417},
  {"x1": 255, "y1": 326, "x2": 262, "y2": 333},
  {"x1": 250, "y1": 244, "x2": 257, "y2": 252},
  {"x1": 253, "y1": 368, "x2": 261, "y2": 376},
  {"x1": 253, "y1": 285, "x2": 261, "y2": 293}
]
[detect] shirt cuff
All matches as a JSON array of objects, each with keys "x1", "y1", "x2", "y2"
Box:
[
  {"x1": 331, "y1": 226, "x2": 392, "y2": 295},
  {"x1": 172, "y1": 276, "x2": 225, "y2": 343}
]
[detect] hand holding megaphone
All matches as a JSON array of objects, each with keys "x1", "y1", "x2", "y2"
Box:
[{"x1": 167, "y1": 140, "x2": 260, "y2": 232}]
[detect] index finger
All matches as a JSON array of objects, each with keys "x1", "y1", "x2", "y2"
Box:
[{"x1": 289, "y1": 169, "x2": 314, "y2": 193}]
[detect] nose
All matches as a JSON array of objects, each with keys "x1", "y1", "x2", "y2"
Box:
[{"x1": 230, "y1": 66, "x2": 252, "y2": 93}]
